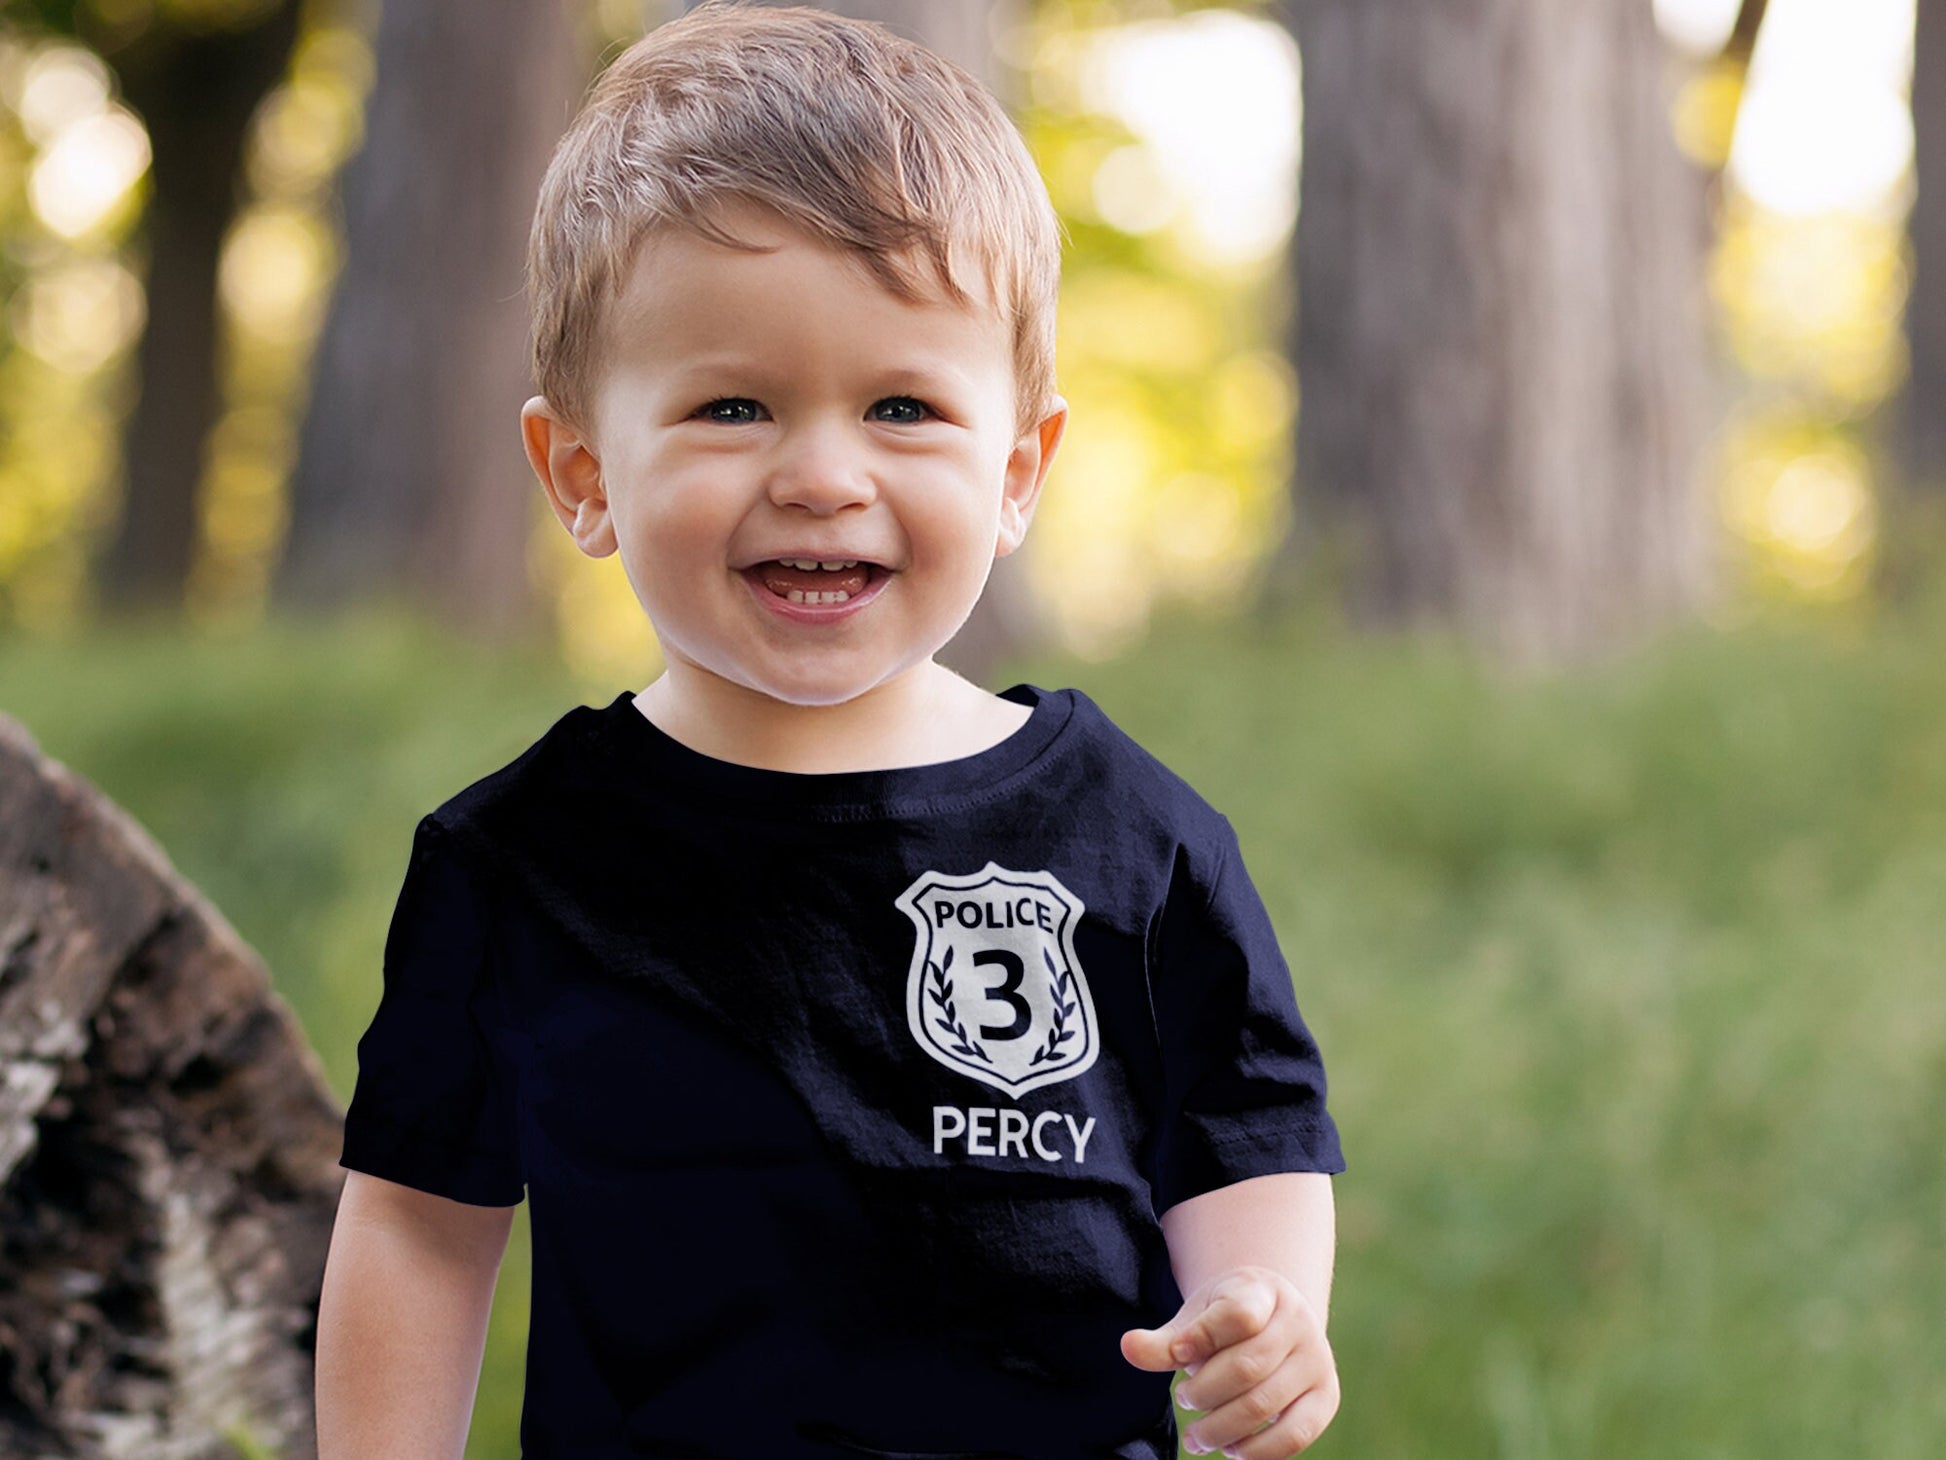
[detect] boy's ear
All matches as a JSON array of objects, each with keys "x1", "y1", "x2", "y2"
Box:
[
  {"x1": 521, "y1": 395, "x2": 615, "y2": 557},
  {"x1": 995, "y1": 394, "x2": 1070, "y2": 559}
]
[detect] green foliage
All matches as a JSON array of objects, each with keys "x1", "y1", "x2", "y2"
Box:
[
  {"x1": 4, "y1": 594, "x2": 1943, "y2": 1456},
  {"x1": 9, "y1": 0, "x2": 85, "y2": 37},
  {"x1": 219, "y1": 1414, "x2": 280, "y2": 1460}
]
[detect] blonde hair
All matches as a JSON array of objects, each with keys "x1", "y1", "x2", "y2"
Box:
[{"x1": 526, "y1": 0, "x2": 1063, "y2": 439}]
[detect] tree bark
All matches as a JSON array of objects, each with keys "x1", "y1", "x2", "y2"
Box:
[
  {"x1": 91, "y1": 5, "x2": 302, "y2": 620},
  {"x1": 1900, "y1": 0, "x2": 1946, "y2": 494},
  {"x1": 0, "y1": 711, "x2": 350, "y2": 1460},
  {"x1": 276, "y1": 0, "x2": 586, "y2": 644},
  {"x1": 1704, "y1": 0, "x2": 1769, "y2": 204},
  {"x1": 1259, "y1": 0, "x2": 1719, "y2": 668}
]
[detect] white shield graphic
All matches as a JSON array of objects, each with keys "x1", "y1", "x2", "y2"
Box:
[{"x1": 895, "y1": 862, "x2": 1098, "y2": 1098}]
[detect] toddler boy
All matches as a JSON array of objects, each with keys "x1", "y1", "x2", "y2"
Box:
[{"x1": 317, "y1": 3, "x2": 1346, "y2": 1457}]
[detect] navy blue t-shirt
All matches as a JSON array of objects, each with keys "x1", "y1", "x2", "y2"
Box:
[{"x1": 338, "y1": 682, "x2": 1345, "y2": 1459}]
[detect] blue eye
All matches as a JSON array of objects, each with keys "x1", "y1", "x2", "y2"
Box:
[
  {"x1": 696, "y1": 397, "x2": 933, "y2": 424},
  {"x1": 873, "y1": 397, "x2": 933, "y2": 423}
]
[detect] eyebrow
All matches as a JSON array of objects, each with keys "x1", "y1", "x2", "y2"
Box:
[{"x1": 668, "y1": 359, "x2": 981, "y2": 395}]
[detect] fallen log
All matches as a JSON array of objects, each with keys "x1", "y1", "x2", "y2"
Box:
[{"x1": 0, "y1": 709, "x2": 344, "y2": 1460}]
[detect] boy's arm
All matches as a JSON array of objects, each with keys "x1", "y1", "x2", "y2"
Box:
[
  {"x1": 1135, "y1": 1173, "x2": 1340, "y2": 1452},
  {"x1": 316, "y1": 1171, "x2": 516, "y2": 1460},
  {"x1": 1158, "y1": 1171, "x2": 1336, "y2": 1325}
]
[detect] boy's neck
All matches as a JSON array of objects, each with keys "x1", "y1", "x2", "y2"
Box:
[{"x1": 632, "y1": 661, "x2": 1029, "y2": 775}]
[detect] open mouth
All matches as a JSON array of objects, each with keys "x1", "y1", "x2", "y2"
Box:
[{"x1": 743, "y1": 559, "x2": 889, "y2": 605}]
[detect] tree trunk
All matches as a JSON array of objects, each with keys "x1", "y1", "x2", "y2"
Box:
[
  {"x1": 0, "y1": 712, "x2": 349, "y2": 1459},
  {"x1": 1900, "y1": 0, "x2": 1946, "y2": 494},
  {"x1": 1259, "y1": 0, "x2": 1719, "y2": 668},
  {"x1": 92, "y1": 6, "x2": 301, "y2": 620},
  {"x1": 686, "y1": 0, "x2": 1041, "y2": 688},
  {"x1": 1702, "y1": 0, "x2": 1769, "y2": 205},
  {"x1": 276, "y1": 0, "x2": 586, "y2": 644}
]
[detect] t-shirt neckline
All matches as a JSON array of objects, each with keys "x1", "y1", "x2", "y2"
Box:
[{"x1": 593, "y1": 680, "x2": 1073, "y2": 819}]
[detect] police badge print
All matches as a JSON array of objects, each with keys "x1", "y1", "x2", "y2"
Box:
[{"x1": 896, "y1": 863, "x2": 1101, "y2": 1168}]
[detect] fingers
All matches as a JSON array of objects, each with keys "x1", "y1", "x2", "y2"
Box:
[
  {"x1": 1181, "y1": 1363, "x2": 1341, "y2": 1458},
  {"x1": 1174, "y1": 1318, "x2": 1290, "y2": 1415},
  {"x1": 1158, "y1": 1267, "x2": 1340, "y2": 1455},
  {"x1": 1171, "y1": 1269, "x2": 1284, "y2": 1371},
  {"x1": 1173, "y1": 1272, "x2": 1318, "y2": 1406}
]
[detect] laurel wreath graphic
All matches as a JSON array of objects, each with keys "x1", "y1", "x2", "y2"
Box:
[
  {"x1": 925, "y1": 944, "x2": 995, "y2": 1064},
  {"x1": 927, "y1": 940, "x2": 1081, "y2": 1071},
  {"x1": 1028, "y1": 945, "x2": 1079, "y2": 1067}
]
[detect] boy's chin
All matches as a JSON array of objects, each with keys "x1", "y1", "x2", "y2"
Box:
[{"x1": 732, "y1": 658, "x2": 949, "y2": 711}]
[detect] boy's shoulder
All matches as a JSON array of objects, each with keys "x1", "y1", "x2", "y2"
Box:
[
  {"x1": 416, "y1": 697, "x2": 612, "y2": 845},
  {"x1": 1056, "y1": 685, "x2": 1236, "y2": 847}
]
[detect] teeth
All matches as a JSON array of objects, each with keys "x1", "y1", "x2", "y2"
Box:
[
  {"x1": 786, "y1": 589, "x2": 852, "y2": 604},
  {"x1": 778, "y1": 557, "x2": 859, "y2": 571}
]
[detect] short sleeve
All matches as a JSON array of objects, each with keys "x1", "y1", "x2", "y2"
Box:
[
  {"x1": 1150, "y1": 814, "x2": 1344, "y2": 1218},
  {"x1": 339, "y1": 813, "x2": 525, "y2": 1207}
]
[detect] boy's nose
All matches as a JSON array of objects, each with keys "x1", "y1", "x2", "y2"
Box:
[{"x1": 764, "y1": 421, "x2": 878, "y2": 510}]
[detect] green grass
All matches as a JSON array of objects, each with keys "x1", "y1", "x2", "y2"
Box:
[
  {"x1": 1018, "y1": 599, "x2": 1946, "y2": 1457},
  {"x1": 3, "y1": 593, "x2": 1941, "y2": 1457}
]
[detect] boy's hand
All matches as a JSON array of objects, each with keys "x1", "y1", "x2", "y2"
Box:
[{"x1": 1121, "y1": 1264, "x2": 1339, "y2": 1458}]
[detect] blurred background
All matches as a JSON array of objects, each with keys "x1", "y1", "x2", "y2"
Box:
[{"x1": 0, "y1": 0, "x2": 1941, "y2": 1454}]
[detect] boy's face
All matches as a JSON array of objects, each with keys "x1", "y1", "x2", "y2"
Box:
[{"x1": 522, "y1": 203, "x2": 1067, "y2": 710}]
